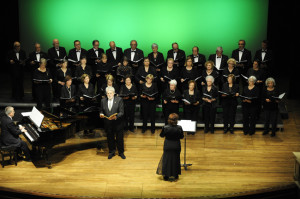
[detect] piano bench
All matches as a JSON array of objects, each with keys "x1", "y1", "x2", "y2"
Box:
[{"x1": 0, "y1": 145, "x2": 18, "y2": 168}]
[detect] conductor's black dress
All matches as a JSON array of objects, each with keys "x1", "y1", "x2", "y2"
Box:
[{"x1": 157, "y1": 125, "x2": 184, "y2": 178}]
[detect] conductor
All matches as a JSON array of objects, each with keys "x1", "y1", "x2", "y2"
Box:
[{"x1": 99, "y1": 86, "x2": 125, "y2": 159}]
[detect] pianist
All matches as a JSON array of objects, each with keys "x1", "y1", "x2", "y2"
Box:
[{"x1": 1, "y1": 106, "x2": 31, "y2": 161}]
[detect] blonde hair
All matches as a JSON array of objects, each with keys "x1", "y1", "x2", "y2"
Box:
[
  {"x1": 227, "y1": 58, "x2": 237, "y2": 66},
  {"x1": 106, "y1": 74, "x2": 114, "y2": 82},
  {"x1": 40, "y1": 58, "x2": 47, "y2": 66},
  {"x1": 81, "y1": 74, "x2": 90, "y2": 83},
  {"x1": 167, "y1": 58, "x2": 174, "y2": 63},
  {"x1": 205, "y1": 60, "x2": 214, "y2": 69},
  {"x1": 146, "y1": 74, "x2": 154, "y2": 80}
]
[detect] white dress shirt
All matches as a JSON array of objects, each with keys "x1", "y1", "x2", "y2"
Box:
[
  {"x1": 76, "y1": 50, "x2": 81, "y2": 61},
  {"x1": 55, "y1": 48, "x2": 60, "y2": 57},
  {"x1": 173, "y1": 51, "x2": 177, "y2": 60},
  {"x1": 261, "y1": 49, "x2": 267, "y2": 61},
  {"x1": 112, "y1": 48, "x2": 117, "y2": 60},
  {"x1": 16, "y1": 52, "x2": 19, "y2": 60},
  {"x1": 108, "y1": 98, "x2": 114, "y2": 111},
  {"x1": 215, "y1": 55, "x2": 222, "y2": 70},
  {"x1": 36, "y1": 52, "x2": 41, "y2": 62},
  {"x1": 131, "y1": 49, "x2": 136, "y2": 61},
  {"x1": 238, "y1": 49, "x2": 244, "y2": 62}
]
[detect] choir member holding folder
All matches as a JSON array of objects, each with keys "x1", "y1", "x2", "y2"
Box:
[
  {"x1": 135, "y1": 57, "x2": 157, "y2": 86},
  {"x1": 220, "y1": 74, "x2": 239, "y2": 134},
  {"x1": 124, "y1": 40, "x2": 144, "y2": 75},
  {"x1": 75, "y1": 57, "x2": 93, "y2": 84},
  {"x1": 119, "y1": 76, "x2": 138, "y2": 132},
  {"x1": 47, "y1": 39, "x2": 67, "y2": 74},
  {"x1": 95, "y1": 54, "x2": 112, "y2": 92},
  {"x1": 140, "y1": 74, "x2": 158, "y2": 133},
  {"x1": 221, "y1": 58, "x2": 240, "y2": 84},
  {"x1": 162, "y1": 80, "x2": 181, "y2": 124},
  {"x1": 116, "y1": 56, "x2": 133, "y2": 85},
  {"x1": 202, "y1": 76, "x2": 218, "y2": 134},
  {"x1": 180, "y1": 56, "x2": 201, "y2": 91},
  {"x1": 231, "y1": 40, "x2": 252, "y2": 75},
  {"x1": 166, "y1": 42, "x2": 186, "y2": 68},
  {"x1": 54, "y1": 59, "x2": 72, "y2": 99},
  {"x1": 160, "y1": 58, "x2": 180, "y2": 91},
  {"x1": 60, "y1": 75, "x2": 76, "y2": 108},
  {"x1": 33, "y1": 58, "x2": 53, "y2": 110},
  {"x1": 182, "y1": 80, "x2": 201, "y2": 129},
  {"x1": 68, "y1": 40, "x2": 88, "y2": 76},
  {"x1": 200, "y1": 61, "x2": 219, "y2": 87},
  {"x1": 106, "y1": 41, "x2": 123, "y2": 66},
  {"x1": 148, "y1": 43, "x2": 165, "y2": 73},
  {"x1": 188, "y1": 46, "x2": 206, "y2": 73},
  {"x1": 99, "y1": 74, "x2": 119, "y2": 98},
  {"x1": 241, "y1": 76, "x2": 260, "y2": 135},
  {"x1": 262, "y1": 78, "x2": 281, "y2": 137}
]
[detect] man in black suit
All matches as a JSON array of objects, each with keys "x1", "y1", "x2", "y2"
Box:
[
  {"x1": 87, "y1": 40, "x2": 104, "y2": 69},
  {"x1": 47, "y1": 39, "x2": 67, "y2": 74},
  {"x1": 99, "y1": 86, "x2": 125, "y2": 159},
  {"x1": 231, "y1": 40, "x2": 252, "y2": 74},
  {"x1": 254, "y1": 40, "x2": 273, "y2": 76},
  {"x1": 106, "y1": 41, "x2": 123, "y2": 66},
  {"x1": 28, "y1": 43, "x2": 48, "y2": 99},
  {"x1": 68, "y1": 40, "x2": 88, "y2": 76},
  {"x1": 208, "y1": 47, "x2": 229, "y2": 72},
  {"x1": 166, "y1": 42, "x2": 186, "y2": 68},
  {"x1": 1, "y1": 107, "x2": 31, "y2": 161},
  {"x1": 124, "y1": 40, "x2": 144, "y2": 75},
  {"x1": 6, "y1": 41, "x2": 26, "y2": 101},
  {"x1": 188, "y1": 46, "x2": 206, "y2": 73}
]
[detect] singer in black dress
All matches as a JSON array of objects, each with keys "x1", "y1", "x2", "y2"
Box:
[
  {"x1": 182, "y1": 80, "x2": 201, "y2": 125},
  {"x1": 262, "y1": 78, "x2": 280, "y2": 137},
  {"x1": 116, "y1": 56, "x2": 133, "y2": 85},
  {"x1": 140, "y1": 74, "x2": 158, "y2": 133},
  {"x1": 95, "y1": 54, "x2": 113, "y2": 93},
  {"x1": 220, "y1": 74, "x2": 239, "y2": 134},
  {"x1": 157, "y1": 113, "x2": 184, "y2": 181},
  {"x1": 160, "y1": 58, "x2": 180, "y2": 91},
  {"x1": 54, "y1": 59, "x2": 72, "y2": 99},
  {"x1": 162, "y1": 79, "x2": 182, "y2": 124},
  {"x1": 241, "y1": 76, "x2": 260, "y2": 135},
  {"x1": 60, "y1": 75, "x2": 76, "y2": 108},
  {"x1": 202, "y1": 75, "x2": 219, "y2": 133},
  {"x1": 200, "y1": 61, "x2": 219, "y2": 88},
  {"x1": 119, "y1": 76, "x2": 138, "y2": 132},
  {"x1": 221, "y1": 58, "x2": 240, "y2": 84},
  {"x1": 180, "y1": 57, "x2": 200, "y2": 91},
  {"x1": 99, "y1": 74, "x2": 119, "y2": 98},
  {"x1": 33, "y1": 58, "x2": 53, "y2": 110},
  {"x1": 75, "y1": 57, "x2": 93, "y2": 85},
  {"x1": 135, "y1": 57, "x2": 157, "y2": 86}
]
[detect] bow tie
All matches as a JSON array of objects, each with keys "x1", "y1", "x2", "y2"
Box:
[
  {"x1": 76, "y1": 51, "x2": 81, "y2": 53},
  {"x1": 217, "y1": 57, "x2": 221, "y2": 58},
  {"x1": 194, "y1": 56, "x2": 198, "y2": 58},
  {"x1": 239, "y1": 50, "x2": 244, "y2": 52},
  {"x1": 131, "y1": 51, "x2": 136, "y2": 53},
  {"x1": 262, "y1": 50, "x2": 267, "y2": 52},
  {"x1": 55, "y1": 49, "x2": 59, "y2": 51},
  {"x1": 94, "y1": 49, "x2": 98, "y2": 51},
  {"x1": 36, "y1": 52, "x2": 40, "y2": 54},
  {"x1": 112, "y1": 49, "x2": 116, "y2": 52}
]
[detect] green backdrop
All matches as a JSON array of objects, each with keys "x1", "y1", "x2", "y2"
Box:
[{"x1": 19, "y1": 0, "x2": 268, "y2": 58}]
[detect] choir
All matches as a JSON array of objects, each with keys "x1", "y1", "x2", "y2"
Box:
[{"x1": 6, "y1": 39, "x2": 281, "y2": 136}]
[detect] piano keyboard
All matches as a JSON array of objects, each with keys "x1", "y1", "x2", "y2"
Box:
[{"x1": 23, "y1": 123, "x2": 40, "y2": 142}]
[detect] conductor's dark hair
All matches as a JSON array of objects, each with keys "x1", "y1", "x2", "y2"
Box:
[
  {"x1": 92, "y1": 40, "x2": 99, "y2": 45},
  {"x1": 168, "y1": 113, "x2": 179, "y2": 126},
  {"x1": 74, "y1": 40, "x2": 80, "y2": 45}
]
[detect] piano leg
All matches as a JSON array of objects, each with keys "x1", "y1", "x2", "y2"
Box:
[{"x1": 42, "y1": 148, "x2": 52, "y2": 169}]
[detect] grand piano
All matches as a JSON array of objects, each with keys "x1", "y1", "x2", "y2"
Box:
[{"x1": 20, "y1": 104, "x2": 102, "y2": 168}]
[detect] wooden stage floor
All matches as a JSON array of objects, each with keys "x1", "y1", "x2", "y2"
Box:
[{"x1": 1, "y1": 99, "x2": 300, "y2": 198}]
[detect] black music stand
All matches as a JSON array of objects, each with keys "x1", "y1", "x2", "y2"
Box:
[{"x1": 178, "y1": 120, "x2": 196, "y2": 170}]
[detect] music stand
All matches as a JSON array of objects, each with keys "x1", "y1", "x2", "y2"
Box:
[{"x1": 178, "y1": 120, "x2": 196, "y2": 170}]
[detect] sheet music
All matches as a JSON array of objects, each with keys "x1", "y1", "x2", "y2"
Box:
[
  {"x1": 29, "y1": 107, "x2": 44, "y2": 128},
  {"x1": 178, "y1": 120, "x2": 196, "y2": 132}
]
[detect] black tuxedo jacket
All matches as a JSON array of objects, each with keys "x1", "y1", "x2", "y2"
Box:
[
  {"x1": 106, "y1": 47, "x2": 123, "y2": 64},
  {"x1": 100, "y1": 96, "x2": 124, "y2": 120},
  {"x1": 166, "y1": 49, "x2": 186, "y2": 67},
  {"x1": 7, "y1": 49, "x2": 26, "y2": 65},
  {"x1": 124, "y1": 48, "x2": 144, "y2": 65},
  {"x1": 231, "y1": 48, "x2": 252, "y2": 69},
  {"x1": 254, "y1": 49, "x2": 272, "y2": 65},
  {"x1": 87, "y1": 48, "x2": 104, "y2": 65},
  {"x1": 188, "y1": 53, "x2": 206, "y2": 70},
  {"x1": 48, "y1": 47, "x2": 67, "y2": 60},
  {"x1": 28, "y1": 51, "x2": 48, "y2": 70},
  {"x1": 208, "y1": 54, "x2": 229, "y2": 71},
  {"x1": 0, "y1": 115, "x2": 22, "y2": 147},
  {"x1": 68, "y1": 48, "x2": 88, "y2": 62}
]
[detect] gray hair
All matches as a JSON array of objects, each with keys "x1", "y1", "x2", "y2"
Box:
[
  {"x1": 151, "y1": 43, "x2": 158, "y2": 49},
  {"x1": 205, "y1": 75, "x2": 215, "y2": 83},
  {"x1": 105, "y1": 86, "x2": 115, "y2": 94},
  {"x1": 5, "y1": 106, "x2": 14, "y2": 116},
  {"x1": 248, "y1": 76, "x2": 257, "y2": 83},
  {"x1": 169, "y1": 79, "x2": 177, "y2": 86},
  {"x1": 216, "y1": 47, "x2": 223, "y2": 52},
  {"x1": 265, "y1": 77, "x2": 276, "y2": 86}
]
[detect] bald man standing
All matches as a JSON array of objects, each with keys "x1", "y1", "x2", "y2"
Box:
[
  {"x1": 48, "y1": 39, "x2": 67, "y2": 99},
  {"x1": 106, "y1": 41, "x2": 123, "y2": 66}
]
